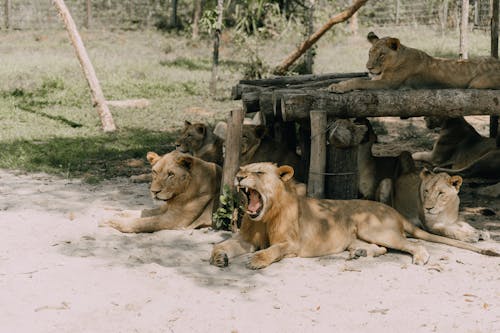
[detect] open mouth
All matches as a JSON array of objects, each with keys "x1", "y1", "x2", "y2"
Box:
[{"x1": 239, "y1": 186, "x2": 264, "y2": 219}]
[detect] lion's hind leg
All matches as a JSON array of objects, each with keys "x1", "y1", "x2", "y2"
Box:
[
  {"x1": 348, "y1": 239, "x2": 387, "y2": 260},
  {"x1": 357, "y1": 221, "x2": 430, "y2": 265},
  {"x1": 427, "y1": 221, "x2": 488, "y2": 243},
  {"x1": 468, "y1": 73, "x2": 500, "y2": 89}
]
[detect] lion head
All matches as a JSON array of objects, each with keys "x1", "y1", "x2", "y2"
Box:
[
  {"x1": 365, "y1": 31, "x2": 401, "y2": 77},
  {"x1": 146, "y1": 151, "x2": 195, "y2": 201},
  {"x1": 235, "y1": 163, "x2": 295, "y2": 221},
  {"x1": 241, "y1": 125, "x2": 267, "y2": 156},
  {"x1": 419, "y1": 169, "x2": 462, "y2": 219},
  {"x1": 175, "y1": 121, "x2": 208, "y2": 155}
]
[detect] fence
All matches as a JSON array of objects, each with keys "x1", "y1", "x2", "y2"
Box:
[{"x1": 0, "y1": 0, "x2": 498, "y2": 31}]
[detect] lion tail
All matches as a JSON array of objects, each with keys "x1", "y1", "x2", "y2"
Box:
[{"x1": 402, "y1": 220, "x2": 500, "y2": 256}]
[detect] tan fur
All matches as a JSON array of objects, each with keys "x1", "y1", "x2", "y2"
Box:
[
  {"x1": 102, "y1": 151, "x2": 221, "y2": 233},
  {"x1": 328, "y1": 32, "x2": 500, "y2": 93},
  {"x1": 412, "y1": 117, "x2": 496, "y2": 170},
  {"x1": 210, "y1": 163, "x2": 498, "y2": 269},
  {"x1": 355, "y1": 118, "x2": 411, "y2": 200},
  {"x1": 384, "y1": 162, "x2": 490, "y2": 242},
  {"x1": 175, "y1": 120, "x2": 224, "y2": 166}
]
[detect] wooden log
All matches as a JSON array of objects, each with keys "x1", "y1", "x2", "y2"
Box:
[
  {"x1": 238, "y1": 72, "x2": 367, "y2": 88},
  {"x1": 307, "y1": 111, "x2": 327, "y2": 198},
  {"x1": 241, "y1": 91, "x2": 261, "y2": 114},
  {"x1": 280, "y1": 89, "x2": 500, "y2": 121},
  {"x1": 221, "y1": 108, "x2": 244, "y2": 189},
  {"x1": 491, "y1": 0, "x2": 499, "y2": 138},
  {"x1": 231, "y1": 84, "x2": 263, "y2": 100},
  {"x1": 53, "y1": 0, "x2": 116, "y2": 132},
  {"x1": 325, "y1": 119, "x2": 362, "y2": 200}
]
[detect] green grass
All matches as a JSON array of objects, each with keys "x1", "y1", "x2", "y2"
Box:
[{"x1": 0, "y1": 26, "x2": 494, "y2": 181}]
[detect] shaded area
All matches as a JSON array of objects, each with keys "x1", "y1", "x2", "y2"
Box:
[{"x1": 0, "y1": 128, "x2": 177, "y2": 182}]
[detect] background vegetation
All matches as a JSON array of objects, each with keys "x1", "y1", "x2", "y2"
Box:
[{"x1": 0, "y1": 0, "x2": 495, "y2": 181}]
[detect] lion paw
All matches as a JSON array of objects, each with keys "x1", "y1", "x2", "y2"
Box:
[
  {"x1": 210, "y1": 251, "x2": 229, "y2": 267},
  {"x1": 412, "y1": 246, "x2": 430, "y2": 265},
  {"x1": 348, "y1": 248, "x2": 367, "y2": 260},
  {"x1": 246, "y1": 252, "x2": 270, "y2": 270},
  {"x1": 479, "y1": 229, "x2": 491, "y2": 241},
  {"x1": 328, "y1": 83, "x2": 347, "y2": 94}
]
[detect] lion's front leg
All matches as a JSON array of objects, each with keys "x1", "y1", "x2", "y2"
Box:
[
  {"x1": 210, "y1": 235, "x2": 256, "y2": 267},
  {"x1": 247, "y1": 242, "x2": 295, "y2": 270},
  {"x1": 328, "y1": 77, "x2": 398, "y2": 93}
]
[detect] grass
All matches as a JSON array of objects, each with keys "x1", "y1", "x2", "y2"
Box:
[{"x1": 0, "y1": 26, "x2": 494, "y2": 181}]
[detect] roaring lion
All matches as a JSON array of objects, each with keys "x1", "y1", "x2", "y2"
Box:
[
  {"x1": 412, "y1": 117, "x2": 496, "y2": 170},
  {"x1": 102, "y1": 150, "x2": 221, "y2": 233},
  {"x1": 175, "y1": 120, "x2": 224, "y2": 166},
  {"x1": 210, "y1": 163, "x2": 498, "y2": 269},
  {"x1": 381, "y1": 161, "x2": 491, "y2": 242},
  {"x1": 328, "y1": 32, "x2": 500, "y2": 93}
]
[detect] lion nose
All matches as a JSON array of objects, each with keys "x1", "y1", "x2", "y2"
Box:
[{"x1": 151, "y1": 189, "x2": 161, "y2": 196}]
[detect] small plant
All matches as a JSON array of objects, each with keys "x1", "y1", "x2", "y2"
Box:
[{"x1": 212, "y1": 184, "x2": 242, "y2": 230}]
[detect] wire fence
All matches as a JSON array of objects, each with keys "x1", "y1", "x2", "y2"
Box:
[{"x1": 0, "y1": 0, "x2": 497, "y2": 31}]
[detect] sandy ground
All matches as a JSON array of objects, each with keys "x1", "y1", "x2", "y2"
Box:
[{"x1": 1, "y1": 118, "x2": 500, "y2": 332}]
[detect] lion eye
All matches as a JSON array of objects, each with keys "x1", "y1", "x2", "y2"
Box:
[{"x1": 256, "y1": 171, "x2": 264, "y2": 175}]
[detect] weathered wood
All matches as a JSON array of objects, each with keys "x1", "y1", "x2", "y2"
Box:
[
  {"x1": 308, "y1": 111, "x2": 326, "y2": 198},
  {"x1": 459, "y1": 0, "x2": 469, "y2": 59},
  {"x1": 280, "y1": 89, "x2": 500, "y2": 121},
  {"x1": 53, "y1": 0, "x2": 116, "y2": 132},
  {"x1": 221, "y1": 108, "x2": 244, "y2": 188},
  {"x1": 232, "y1": 84, "x2": 263, "y2": 100},
  {"x1": 238, "y1": 72, "x2": 367, "y2": 88},
  {"x1": 328, "y1": 119, "x2": 367, "y2": 148},
  {"x1": 273, "y1": 0, "x2": 369, "y2": 74},
  {"x1": 491, "y1": 0, "x2": 499, "y2": 138}
]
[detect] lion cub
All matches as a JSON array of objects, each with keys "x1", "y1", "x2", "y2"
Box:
[{"x1": 175, "y1": 120, "x2": 224, "y2": 166}]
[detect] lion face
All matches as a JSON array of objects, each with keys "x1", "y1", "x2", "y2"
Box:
[
  {"x1": 146, "y1": 151, "x2": 193, "y2": 201},
  {"x1": 241, "y1": 125, "x2": 267, "y2": 155},
  {"x1": 235, "y1": 163, "x2": 294, "y2": 221},
  {"x1": 175, "y1": 121, "x2": 207, "y2": 154},
  {"x1": 419, "y1": 170, "x2": 462, "y2": 217},
  {"x1": 365, "y1": 32, "x2": 401, "y2": 77}
]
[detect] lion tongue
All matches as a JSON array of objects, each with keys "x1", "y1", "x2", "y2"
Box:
[{"x1": 247, "y1": 189, "x2": 261, "y2": 213}]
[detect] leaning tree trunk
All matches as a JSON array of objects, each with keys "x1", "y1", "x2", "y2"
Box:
[
  {"x1": 210, "y1": 0, "x2": 224, "y2": 96},
  {"x1": 52, "y1": 0, "x2": 116, "y2": 132},
  {"x1": 273, "y1": 0, "x2": 368, "y2": 75}
]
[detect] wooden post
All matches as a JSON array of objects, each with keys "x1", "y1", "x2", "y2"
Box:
[
  {"x1": 221, "y1": 108, "x2": 244, "y2": 189},
  {"x1": 491, "y1": 0, "x2": 499, "y2": 138},
  {"x1": 308, "y1": 111, "x2": 326, "y2": 199},
  {"x1": 460, "y1": 0, "x2": 469, "y2": 59},
  {"x1": 210, "y1": 0, "x2": 224, "y2": 96},
  {"x1": 53, "y1": 0, "x2": 116, "y2": 132},
  {"x1": 395, "y1": 0, "x2": 400, "y2": 25},
  {"x1": 85, "y1": 0, "x2": 91, "y2": 29},
  {"x1": 4, "y1": 0, "x2": 10, "y2": 30}
]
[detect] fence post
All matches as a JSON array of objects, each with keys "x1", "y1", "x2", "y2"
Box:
[
  {"x1": 4, "y1": 0, "x2": 10, "y2": 30},
  {"x1": 490, "y1": 0, "x2": 499, "y2": 138},
  {"x1": 308, "y1": 110, "x2": 326, "y2": 199}
]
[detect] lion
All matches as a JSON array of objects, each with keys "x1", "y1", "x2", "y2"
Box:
[
  {"x1": 355, "y1": 118, "x2": 412, "y2": 200},
  {"x1": 412, "y1": 117, "x2": 496, "y2": 170},
  {"x1": 328, "y1": 32, "x2": 500, "y2": 93},
  {"x1": 210, "y1": 163, "x2": 498, "y2": 269},
  {"x1": 175, "y1": 120, "x2": 224, "y2": 166},
  {"x1": 377, "y1": 156, "x2": 490, "y2": 242},
  {"x1": 102, "y1": 150, "x2": 221, "y2": 233}
]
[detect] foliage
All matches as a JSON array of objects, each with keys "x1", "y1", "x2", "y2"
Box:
[{"x1": 212, "y1": 184, "x2": 242, "y2": 230}]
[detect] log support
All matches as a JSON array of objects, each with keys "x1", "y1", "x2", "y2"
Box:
[{"x1": 308, "y1": 111, "x2": 326, "y2": 198}]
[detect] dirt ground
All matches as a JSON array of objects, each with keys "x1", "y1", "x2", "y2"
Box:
[{"x1": 1, "y1": 117, "x2": 499, "y2": 333}]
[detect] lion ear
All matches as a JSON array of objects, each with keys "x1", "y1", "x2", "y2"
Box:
[
  {"x1": 146, "y1": 152, "x2": 161, "y2": 166},
  {"x1": 386, "y1": 37, "x2": 400, "y2": 51},
  {"x1": 254, "y1": 125, "x2": 267, "y2": 139},
  {"x1": 195, "y1": 124, "x2": 206, "y2": 135},
  {"x1": 277, "y1": 165, "x2": 294, "y2": 182},
  {"x1": 449, "y1": 175, "x2": 463, "y2": 191},
  {"x1": 184, "y1": 120, "x2": 192, "y2": 127},
  {"x1": 367, "y1": 31, "x2": 379, "y2": 44},
  {"x1": 419, "y1": 168, "x2": 433, "y2": 180},
  {"x1": 176, "y1": 155, "x2": 194, "y2": 170}
]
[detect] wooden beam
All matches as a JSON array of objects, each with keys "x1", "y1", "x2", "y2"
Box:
[
  {"x1": 307, "y1": 111, "x2": 326, "y2": 199},
  {"x1": 238, "y1": 72, "x2": 367, "y2": 87},
  {"x1": 280, "y1": 89, "x2": 500, "y2": 121},
  {"x1": 221, "y1": 108, "x2": 243, "y2": 189},
  {"x1": 53, "y1": 0, "x2": 116, "y2": 132}
]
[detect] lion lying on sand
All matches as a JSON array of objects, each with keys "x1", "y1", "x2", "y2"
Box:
[
  {"x1": 103, "y1": 151, "x2": 221, "y2": 233},
  {"x1": 210, "y1": 163, "x2": 498, "y2": 269}
]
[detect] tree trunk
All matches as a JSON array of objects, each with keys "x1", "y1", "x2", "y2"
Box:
[
  {"x1": 304, "y1": 0, "x2": 315, "y2": 74},
  {"x1": 170, "y1": 0, "x2": 179, "y2": 29},
  {"x1": 4, "y1": 0, "x2": 11, "y2": 29},
  {"x1": 273, "y1": 0, "x2": 368, "y2": 75},
  {"x1": 459, "y1": 0, "x2": 469, "y2": 59},
  {"x1": 210, "y1": 0, "x2": 224, "y2": 96},
  {"x1": 192, "y1": 0, "x2": 204, "y2": 39},
  {"x1": 279, "y1": 89, "x2": 500, "y2": 121},
  {"x1": 85, "y1": 0, "x2": 91, "y2": 29},
  {"x1": 491, "y1": 0, "x2": 499, "y2": 138},
  {"x1": 52, "y1": 0, "x2": 116, "y2": 132}
]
